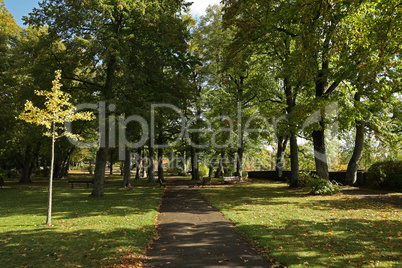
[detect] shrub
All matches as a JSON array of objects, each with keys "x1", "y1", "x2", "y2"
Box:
[
  {"x1": 198, "y1": 163, "x2": 209, "y2": 178},
  {"x1": 300, "y1": 171, "x2": 341, "y2": 195},
  {"x1": 0, "y1": 168, "x2": 6, "y2": 178},
  {"x1": 241, "y1": 171, "x2": 248, "y2": 179},
  {"x1": 367, "y1": 161, "x2": 402, "y2": 191}
]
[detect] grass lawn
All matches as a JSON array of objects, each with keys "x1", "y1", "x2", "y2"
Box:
[
  {"x1": 201, "y1": 181, "x2": 402, "y2": 267},
  {"x1": 0, "y1": 175, "x2": 164, "y2": 267}
]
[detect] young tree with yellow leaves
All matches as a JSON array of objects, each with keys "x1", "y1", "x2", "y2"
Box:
[{"x1": 18, "y1": 70, "x2": 94, "y2": 226}]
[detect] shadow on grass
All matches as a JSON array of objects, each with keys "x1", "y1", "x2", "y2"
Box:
[
  {"x1": 240, "y1": 218, "x2": 402, "y2": 267},
  {"x1": 201, "y1": 182, "x2": 402, "y2": 267},
  {"x1": 0, "y1": 226, "x2": 153, "y2": 267},
  {"x1": 201, "y1": 183, "x2": 307, "y2": 208},
  {"x1": 0, "y1": 182, "x2": 162, "y2": 220},
  {"x1": 0, "y1": 182, "x2": 163, "y2": 267}
]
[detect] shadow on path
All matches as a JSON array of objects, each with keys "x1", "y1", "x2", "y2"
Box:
[{"x1": 145, "y1": 185, "x2": 275, "y2": 267}]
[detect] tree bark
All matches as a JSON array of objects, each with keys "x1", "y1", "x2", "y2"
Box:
[
  {"x1": 46, "y1": 126, "x2": 55, "y2": 226},
  {"x1": 345, "y1": 93, "x2": 366, "y2": 185},
  {"x1": 122, "y1": 148, "x2": 131, "y2": 188},
  {"x1": 236, "y1": 144, "x2": 244, "y2": 177},
  {"x1": 313, "y1": 68, "x2": 329, "y2": 180},
  {"x1": 148, "y1": 144, "x2": 155, "y2": 185},
  {"x1": 284, "y1": 80, "x2": 299, "y2": 187},
  {"x1": 20, "y1": 145, "x2": 33, "y2": 183},
  {"x1": 135, "y1": 147, "x2": 142, "y2": 180},
  {"x1": 157, "y1": 147, "x2": 164, "y2": 186},
  {"x1": 110, "y1": 162, "x2": 113, "y2": 175},
  {"x1": 289, "y1": 133, "x2": 300, "y2": 188},
  {"x1": 276, "y1": 136, "x2": 289, "y2": 179},
  {"x1": 183, "y1": 150, "x2": 187, "y2": 174},
  {"x1": 92, "y1": 147, "x2": 108, "y2": 197},
  {"x1": 215, "y1": 151, "x2": 225, "y2": 178},
  {"x1": 92, "y1": 54, "x2": 116, "y2": 196},
  {"x1": 312, "y1": 126, "x2": 329, "y2": 180},
  {"x1": 191, "y1": 146, "x2": 199, "y2": 181}
]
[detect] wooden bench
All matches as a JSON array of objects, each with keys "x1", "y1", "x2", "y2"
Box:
[
  {"x1": 223, "y1": 176, "x2": 241, "y2": 184},
  {"x1": 68, "y1": 180, "x2": 93, "y2": 188}
]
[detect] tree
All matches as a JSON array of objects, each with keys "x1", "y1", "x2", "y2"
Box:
[
  {"x1": 27, "y1": 0, "x2": 192, "y2": 195},
  {"x1": 18, "y1": 70, "x2": 94, "y2": 226}
]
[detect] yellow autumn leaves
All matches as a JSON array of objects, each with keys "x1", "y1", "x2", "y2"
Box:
[{"x1": 17, "y1": 70, "x2": 94, "y2": 139}]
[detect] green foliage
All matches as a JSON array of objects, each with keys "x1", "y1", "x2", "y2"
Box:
[
  {"x1": 241, "y1": 171, "x2": 248, "y2": 179},
  {"x1": 0, "y1": 168, "x2": 6, "y2": 179},
  {"x1": 300, "y1": 171, "x2": 341, "y2": 195},
  {"x1": 367, "y1": 161, "x2": 402, "y2": 191},
  {"x1": 198, "y1": 162, "x2": 209, "y2": 178}
]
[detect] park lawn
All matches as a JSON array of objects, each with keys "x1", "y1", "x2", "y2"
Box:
[
  {"x1": 0, "y1": 175, "x2": 164, "y2": 267},
  {"x1": 201, "y1": 182, "x2": 402, "y2": 268}
]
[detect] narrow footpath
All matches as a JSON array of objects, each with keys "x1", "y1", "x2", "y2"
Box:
[{"x1": 145, "y1": 185, "x2": 274, "y2": 267}]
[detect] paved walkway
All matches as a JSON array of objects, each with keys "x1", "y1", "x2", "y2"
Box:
[{"x1": 145, "y1": 185, "x2": 273, "y2": 267}]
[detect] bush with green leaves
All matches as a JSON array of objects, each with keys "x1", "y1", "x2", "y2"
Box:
[
  {"x1": 300, "y1": 171, "x2": 341, "y2": 195},
  {"x1": 198, "y1": 163, "x2": 209, "y2": 178},
  {"x1": 367, "y1": 161, "x2": 402, "y2": 191}
]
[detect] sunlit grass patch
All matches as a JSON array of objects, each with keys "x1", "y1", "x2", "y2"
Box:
[
  {"x1": 0, "y1": 176, "x2": 164, "y2": 267},
  {"x1": 201, "y1": 182, "x2": 402, "y2": 267}
]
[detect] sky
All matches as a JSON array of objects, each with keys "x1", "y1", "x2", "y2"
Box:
[{"x1": 3, "y1": 0, "x2": 222, "y2": 27}]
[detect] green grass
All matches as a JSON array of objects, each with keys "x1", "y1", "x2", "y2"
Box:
[
  {"x1": 0, "y1": 175, "x2": 164, "y2": 267},
  {"x1": 201, "y1": 182, "x2": 402, "y2": 268}
]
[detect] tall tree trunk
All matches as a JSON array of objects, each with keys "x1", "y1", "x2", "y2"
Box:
[
  {"x1": 20, "y1": 145, "x2": 33, "y2": 183},
  {"x1": 215, "y1": 151, "x2": 225, "y2": 178},
  {"x1": 110, "y1": 162, "x2": 113, "y2": 175},
  {"x1": 148, "y1": 143, "x2": 155, "y2": 185},
  {"x1": 122, "y1": 148, "x2": 131, "y2": 188},
  {"x1": 157, "y1": 147, "x2": 164, "y2": 186},
  {"x1": 92, "y1": 54, "x2": 116, "y2": 196},
  {"x1": 276, "y1": 136, "x2": 289, "y2": 179},
  {"x1": 236, "y1": 144, "x2": 244, "y2": 177},
  {"x1": 142, "y1": 148, "x2": 147, "y2": 178},
  {"x1": 135, "y1": 147, "x2": 142, "y2": 180},
  {"x1": 46, "y1": 127, "x2": 55, "y2": 226},
  {"x1": 92, "y1": 147, "x2": 108, "y2": 196},
  {"x1": 182, "y1": 150, "x2": 187, "y2": 174},
  {"x1": 284, "y1": 81, "x2": 299, "y2": 187},
  {"x1": 312, "y1": 126, "x2": 329, "y2": 180},
  {"x1": 313, "y1": 68, "x2": 329, "y2": 180},
  {"x1": 191, "y1": 146, "x2": 199, "y2": 181},
  {"x1": 345, "y1": 93, "x2": 366, "y2": 185},
  {"x1": 289, "y1": 133, "x2": 300, "y2": 188}
]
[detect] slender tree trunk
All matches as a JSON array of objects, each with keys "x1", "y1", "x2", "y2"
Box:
[
  {"x1": 122, "y1": 148, "x2": 131, "y2": 188},
  {"x1": 215, "y1": 151, "x2": 225, "y2": 178},
  {"x1": 110, "y1": 162, "x2": 113, "y2": 175},
  {"x1": 157, "y1": 147, "x2": 164, "y2": 186},
  {"x1": 345, "y1": 93, "x2": 366, "y2": 185},
  {"x1": 236, "y1": 144, "x2": 244, "y2": 177},
  {"x1": 46, "y1": 128, "x2": 55, "y2": 226},
  {"x1": 289, "y1": 133, "x2": 300, "y2": 188},
  {"x1": 191, "y1": 147, "x2": 199, "y2": 181},
  {"x1": 135, "y1": 147, "x2": 142, "y2": 180},
  {"x1": 276, "y1": 136, "x2": 289, "y2": 179},
  {"x1": 183, "y1": 150, "x2": 187, "y2": 173},
  {"x1": 20, "y1": 145, "x2": 33, "y2": 183},
  {"x1": 148, "y1": 143, "x2": 155, "y2": 185}
]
